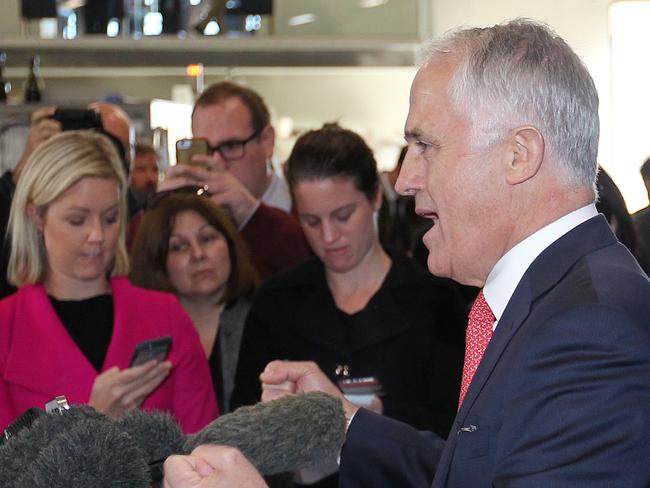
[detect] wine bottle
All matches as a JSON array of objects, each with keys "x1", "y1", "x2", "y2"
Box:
[{"x1": 24, "y1": 55, "x2": 44, "y2": 103}]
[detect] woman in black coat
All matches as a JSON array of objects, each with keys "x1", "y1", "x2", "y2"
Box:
[{"x1": 231, "y1": 124, "x2": 466, "y2": 487}]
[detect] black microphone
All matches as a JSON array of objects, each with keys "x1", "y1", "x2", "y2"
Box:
[
  {"x1": 0, "y1": 405, "x2": 103, "y2": 487},
  {"x1": 110, "y1": 392, "x2": 347, "y2": 475},
  {"x1": 0, "y1": 392, "x2": 346, "y2": 485},
  {"x1": 0, "y1": 407, "x2": 44, "y2": 446},
  {"x1": 185, "y1": 391, "x2": 347, "y2": 475},
  {"x1": 114, "y1": 409, "x2": 185, "y2": 484},
  {"x1": 18, "y1": 418, "x2": 150, "y2": 488}
]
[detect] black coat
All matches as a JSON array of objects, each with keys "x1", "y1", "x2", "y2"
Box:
[{"x1": 231, "y1": 250, "x2": 466, "y2": 437}]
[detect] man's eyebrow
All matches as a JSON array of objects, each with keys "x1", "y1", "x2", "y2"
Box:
[{"x1": 404, "y1": 129, "x2": 422, "y2": 141}]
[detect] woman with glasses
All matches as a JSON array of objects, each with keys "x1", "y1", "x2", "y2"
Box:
[
  {"x1": 130, "y1": 190, "x2": 259, "y2": 413},
  {"x1": 231, "y1": 124, "x2": 466, "y2": 487},
  {"x1": 0, "y1": 131, "x2": 218, "y2": 433}
]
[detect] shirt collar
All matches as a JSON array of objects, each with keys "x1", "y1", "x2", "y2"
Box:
[
  {"x1": 262, "y1": 171, "x2": 292, "y2": 213},
  {"x1": 483, "y1": 204, "x2": 598, "y2": 328}
]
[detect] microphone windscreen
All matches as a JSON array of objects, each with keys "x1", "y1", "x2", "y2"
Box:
[
  {"x1": 0, "y1": 405, "x2": 104, "y2": 487},
  {"x1": 184, "y1": 392, "x2": 346, "y2": 475},
  {"x1": 15, "y1": 418, "x2": 150, "y2": 488},
  {"x1": 0, "y1": 407, "x2": 44, "y2": 446},
  {"x1": 115, "y1": 409, "x2": 184, "y2": 464}
]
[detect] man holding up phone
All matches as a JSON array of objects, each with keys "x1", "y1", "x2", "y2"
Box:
[{"x1": 159, "y1": 82, "x2": 310, "y2": 280}]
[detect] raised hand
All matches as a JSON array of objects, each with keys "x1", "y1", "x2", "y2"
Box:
[
  {"x1": 259, "y1": 360, "x2": 359, "y2": 421},
  {"x1": 163, "y1": 445, "x2": 268, "y2": 488},
  {"x1": 160, "y1": 159, "x2": 257, "y2": 227},
  {"x1": 88, "y1": 360, "x2": 172, "y2": 418},
  {"x1": 13, "y1": 106, "x2": 62, "y2": 182}
]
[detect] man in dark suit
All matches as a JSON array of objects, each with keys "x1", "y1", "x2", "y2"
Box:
[{"x1": 162, "y1": 19, "x2": 650, "y2": 488}]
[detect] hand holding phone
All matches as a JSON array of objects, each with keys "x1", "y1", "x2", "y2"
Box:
[
  {"x1": 89, "y1": 355, "x2": 172, "y2": 418},
  {"x1": 129, "y1": 336, "x2": 172, "y2": 367}
]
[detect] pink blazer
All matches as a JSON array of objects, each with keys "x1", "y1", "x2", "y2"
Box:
[{"x1": 0, "y1": 276, "x2": 219, "y2": 433}]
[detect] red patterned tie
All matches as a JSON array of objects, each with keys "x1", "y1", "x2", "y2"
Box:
[{"x1": 458, "y1": 290, "x2": 495, "y2": 408}]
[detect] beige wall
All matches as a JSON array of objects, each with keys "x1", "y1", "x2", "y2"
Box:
[{"x1": 0, "y1": 0, "x2": 20, "y2": 35}]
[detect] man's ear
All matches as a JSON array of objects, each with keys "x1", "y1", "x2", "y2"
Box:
[
  {"x1": 504, "y1": 126, "x2": 545, "y2": 186},
  {"x1": 27, "y1": 203, "x2": 44, "y2": 232}
]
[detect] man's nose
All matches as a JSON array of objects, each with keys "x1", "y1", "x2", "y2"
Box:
[
  {"x1": 395, "y1": 147, "x2": 424, "y2": 197},
  {"x1": 209, "y1": 149, "x2": 229, "y2": 170}
]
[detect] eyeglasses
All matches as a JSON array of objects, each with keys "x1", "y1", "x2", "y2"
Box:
[
  {"x1": 206, "y1": 127, "x2": 264, "y2": 162},
  {"x1": 145, "y1": 185, "x2": 209, "y2": 211}
]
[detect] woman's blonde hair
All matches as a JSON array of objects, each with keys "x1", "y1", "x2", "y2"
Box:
[{"x1": 7, "y1": 130, "x2": 129, "y2": 287}]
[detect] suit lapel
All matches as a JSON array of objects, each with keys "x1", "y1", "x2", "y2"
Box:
[{"x1": 433, "y1": 215, "x2": 617, "y2": 485}]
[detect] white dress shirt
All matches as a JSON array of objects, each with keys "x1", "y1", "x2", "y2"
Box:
[{"x1": 483, "y1": 204, "x2": 598, "y2": 330}]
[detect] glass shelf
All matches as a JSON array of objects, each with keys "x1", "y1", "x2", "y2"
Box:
[{"x1": 0, "y1": 36, "x2": 420, "y2": 67}]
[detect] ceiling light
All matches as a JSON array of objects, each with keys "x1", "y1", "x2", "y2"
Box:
[
  {"x1": 359, "y1": 0, "x2": 388, "y2": 8},
  {"x1": 288, "y1": 13, "x2": 316, "y2": 27}
]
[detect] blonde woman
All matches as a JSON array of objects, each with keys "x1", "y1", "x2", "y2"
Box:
[{"x1": 0, "y1": 131, "x2": 218, "y2": 433}]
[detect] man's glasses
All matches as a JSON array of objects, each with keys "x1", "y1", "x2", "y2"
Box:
[{"x1": 206, "y1": 126, "x2": 264, "y2": 162}]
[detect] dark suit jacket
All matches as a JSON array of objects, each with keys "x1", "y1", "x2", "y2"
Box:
[{"x1": 340, "y1": 215, "x2": 650, "y2": 487}]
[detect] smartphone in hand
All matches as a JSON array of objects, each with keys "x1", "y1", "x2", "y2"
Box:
[
  {"x1": 338, "y1": 376, "x2": 382, "y2": 408},
  {"x1": 129, "y1": 336, "x2": 172, "y2": 367},
  {"x1": 338, "y1": 376, "x2": 382, "y2": 395},
  {"x1": 176, "y1": 138, "x2": 209, "y2": 167}
]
